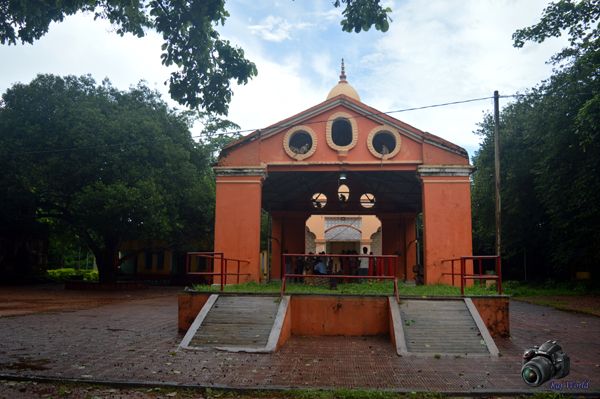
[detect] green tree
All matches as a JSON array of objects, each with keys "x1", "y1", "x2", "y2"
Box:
[
  {"x1": 0, "y1": 74, "x2": 215, "y2": 283},
  {"x1": 0, "y1": 1, "x2": 391, "y2": 115},
  {"x1": 472, "y1": 0, "x2": 600, "y2": 279},
  {"x1": 512, "y1": 0, "x2": 599, "y2": 63}
]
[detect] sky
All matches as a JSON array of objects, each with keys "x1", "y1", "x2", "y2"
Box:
[{"x1": 0, "y1": 0, "x2": 569, "y2": 159}]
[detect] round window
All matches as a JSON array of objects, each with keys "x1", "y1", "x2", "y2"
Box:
[
  {"x1": 373, "y1": 131, "x2": 396, "y2": 155},
  {"x1": 311, "y1": 193, "x2": 327, "y2": 209},
  {"x1": 367, "y1": 126, "x2": 401, "y2": 159},
  {"x1": 360, "y1": 193, "x2": 376, "y2": 209},
  {"x1": 289, "y1": 131, "x2": 312, "y2": 155},
  {"x1": 284, "y1": 126, "x2": 317, "y2": 160}
]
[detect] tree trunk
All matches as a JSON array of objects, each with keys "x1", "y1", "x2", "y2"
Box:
[{"x1": 94, "y1": 246, "x2": 119, "y2": 283}]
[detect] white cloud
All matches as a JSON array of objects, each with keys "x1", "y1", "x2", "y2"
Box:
[
  {"x1": 0, "y1": 12, "x2": 176, "y2": 106},
  {"x1": 226, "y1": 53, "x2": 324, "y2": 132},
  {"x1": 353, "y1": 0, "x2": 569, "y2": 156},
  {"x1": 248, "y1": 15, "x2": 312, "y2": 42},
  {"x1": 0, "y1": 0, "x2": 571, "y2": 160}
]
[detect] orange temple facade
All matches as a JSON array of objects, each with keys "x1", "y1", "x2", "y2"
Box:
[{"x1": 213, "y1": 64, "x2": 474, "y2": 285}]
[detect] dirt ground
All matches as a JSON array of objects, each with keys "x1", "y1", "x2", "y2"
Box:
[
  {"x1": 513, "y1": 295, "x2": 600, "y2": 317},
  {"x1": 0, "y1": 284, "x2": 181, "y2": 317}
]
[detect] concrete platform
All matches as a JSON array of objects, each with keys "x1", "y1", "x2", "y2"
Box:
[{"x1": 0, "y1": 288, "x2": 598, "y2": 394}]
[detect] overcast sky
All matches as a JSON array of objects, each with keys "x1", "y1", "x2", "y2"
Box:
[{"x1": 0, "y1": 0, "x2": 568, "y2": 159}]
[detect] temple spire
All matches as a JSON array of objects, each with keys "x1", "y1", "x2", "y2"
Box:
[
  {"x1": 326, "y1": 58, "x2": 360, "y2": 101},
  {"x1": 339, "y1": 58, "x2": 347, "y2": 82}
]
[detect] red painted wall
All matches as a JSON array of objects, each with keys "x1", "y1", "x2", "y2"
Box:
[
  {"x1": 214, "y1": 175, "x2": 263, "y2": 283},
  {"x1": 290, "y1": 296, "x2": 389, "y2": 336},
  {"x1": 421, "y1": 176, "x2": 473, "y2": 284}
]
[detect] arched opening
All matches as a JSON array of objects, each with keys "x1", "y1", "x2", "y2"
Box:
[{"x1": 338, "y1": 184, "x2": 350, "y2": 203}]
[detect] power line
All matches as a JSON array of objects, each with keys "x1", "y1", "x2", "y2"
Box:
[
  {"x1": 191, "y1": 95, "x2": 499, "y2": 139},
  {"x1": 7, "y1": 94, "x2": 524, "y2": 156}
]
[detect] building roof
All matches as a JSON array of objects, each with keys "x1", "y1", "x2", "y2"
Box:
[{"x1": 221, "y1": 62, "x2": 468, "y2": 160}]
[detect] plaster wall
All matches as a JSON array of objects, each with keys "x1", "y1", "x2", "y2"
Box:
[
  {"x1": 214, "y1": 175, "x2": 263, "y2": 282},
  {"x1": 177, "y1": 293, "x2": 510, "y2": 341},
  {"x1": 290, "y1": 295, "x2": 389, "y2": 336},
  {"x1": 421, "y1": 176, "x2": 473, "y2": 284},
  {"x1": 220, "y1": 104, "x2": 424, "y2": 167}
]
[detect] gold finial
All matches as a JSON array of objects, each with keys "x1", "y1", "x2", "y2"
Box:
[{"x1": 339, "y1": 58, "x2": 347, "y2": 82}]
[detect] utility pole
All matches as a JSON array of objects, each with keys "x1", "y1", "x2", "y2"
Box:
[{"x1": 493, "y1": 91, "x2": 501, "y2": 257}]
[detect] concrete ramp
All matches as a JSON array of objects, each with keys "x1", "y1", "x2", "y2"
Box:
[
  {"x1": 179, "y1": 295, "x2": 289, "y2": 353},
  {"x1": 392, "y1": 298, "x2": 498, "y2": 356}
]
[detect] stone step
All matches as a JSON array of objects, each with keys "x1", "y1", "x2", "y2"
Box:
[
  {"x1": 189, "y1": 295, "x2": 280, "y2": 348},
  {"x1": 399, "y1": 299, "x2": 490, "y2": 354}
]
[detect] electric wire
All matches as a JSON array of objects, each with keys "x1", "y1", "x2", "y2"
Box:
[{"x1": 5, "y1": 93, "x2": 529, "y2": 156}]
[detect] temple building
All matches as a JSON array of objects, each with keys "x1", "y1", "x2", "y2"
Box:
[{"x1": 213, "y1": 61, "x2": 474, "y2": 284}]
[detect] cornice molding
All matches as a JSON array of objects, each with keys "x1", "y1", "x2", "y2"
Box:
[{"x1": 417, "y1": 165, "x2": 474, "y2": 177}]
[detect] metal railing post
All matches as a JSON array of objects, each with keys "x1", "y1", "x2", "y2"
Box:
[
  {"x1": 496, "y1": 256, "x2": 502, "y2": 294},
  {"x1": 460, "y1": 257, "x2": 465, "y2": 296},
  {"x1": 220, "y1": 256, "x2": 224, "y2": 291}
]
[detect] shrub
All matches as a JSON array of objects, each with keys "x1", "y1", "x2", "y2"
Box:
[{"x1": 46, "y1": 268, "x2": 99, "y2": 282}]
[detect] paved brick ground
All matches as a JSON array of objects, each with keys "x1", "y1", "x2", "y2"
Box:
[{"x1": 0, "y1": 289, "x2": 598, "y2": 394}]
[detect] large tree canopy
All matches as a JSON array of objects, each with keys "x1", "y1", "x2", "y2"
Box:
[
  {"x1": 0, "y1": 1, "x2": 391, "y2": 115},
  {"x1": 513, "y1": 0, "x2": 599, "y2": 63},
  {"x1": 472, "y1": 0, "x2": 599, "y2": 280},
  {"x1": 0, "y1": 74, "x2": 216, "y2": 282}
]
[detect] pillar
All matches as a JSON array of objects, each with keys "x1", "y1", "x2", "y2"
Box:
[
  {"x1": 270, "y1": 214, "x2": 282, "y2": 280},
  {"x1": 379, "y1": 215, "x2": 405, "y2": 278},
  {"x1": 282, "y1": 213, "x2": 307, "y2": 255},
  {"x1": 404, "y1": 214, "x2": 418, "y2": 281},
  {"x1": 418, "y1": 165, "x2": 474, "y2": 285},
  {"x1": 213, "y1": 167, "x2": 266, "y2": 283}
]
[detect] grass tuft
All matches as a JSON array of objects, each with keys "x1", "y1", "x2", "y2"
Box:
[{"x1": 191, "y1": 280, "x2": 499, "y2": 296}]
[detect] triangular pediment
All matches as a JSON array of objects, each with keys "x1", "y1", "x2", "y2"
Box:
[{"x1": 219, "y1": 94, "x2": 468, "y2": 168}]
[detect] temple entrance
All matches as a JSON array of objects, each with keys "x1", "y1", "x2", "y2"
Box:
[
  {"x1": 327, "y1": 241, "x2": 359, "y2": 254},
  {"x1": 262, "y1": 170, "x2": 421, "y2": 281},
  {"x1": 212, "y1": 66, "x2": 474, "y2": 285}
]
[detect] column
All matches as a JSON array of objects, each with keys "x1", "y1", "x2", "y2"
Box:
[
  {"x1": 213, "y1": 167, "x2": 266, "y2": 283},
  {"x1": 404, "y1": 214, "x2": 418, "y2": 281},
  {"x1": 270, "y1": 214, "x2": 282, "y2": 280},
  {"x1": 418, "y1": 165, "x2": 474, "y2": 285},
  {"x1": 282, "y1": 213, "x2": 307, "y2": 255},
  {"x1": 379, "y1": 215, "x2": 404, "y2": 277}
]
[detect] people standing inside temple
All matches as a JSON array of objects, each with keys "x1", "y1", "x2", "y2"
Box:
[
  {"x1": 313, "y1": 256, "x2": 327, "y2": 275},
  {"x1": 358, "y1": 246, "x2": 369, "y2": 280}
]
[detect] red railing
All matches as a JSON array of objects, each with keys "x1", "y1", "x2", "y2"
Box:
[
  {"x1": 280, "y1": 253, "x2": 400, "y2": 302},
  {"x1": 185, "y1": 252, "x2": 250, "y2": 291},
  {"x1": 281, "y1": 253, "x2": 401, "y2": 280},
  {"x1": 441, "y1": 255, "x2": 502, "y2": 295}
]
